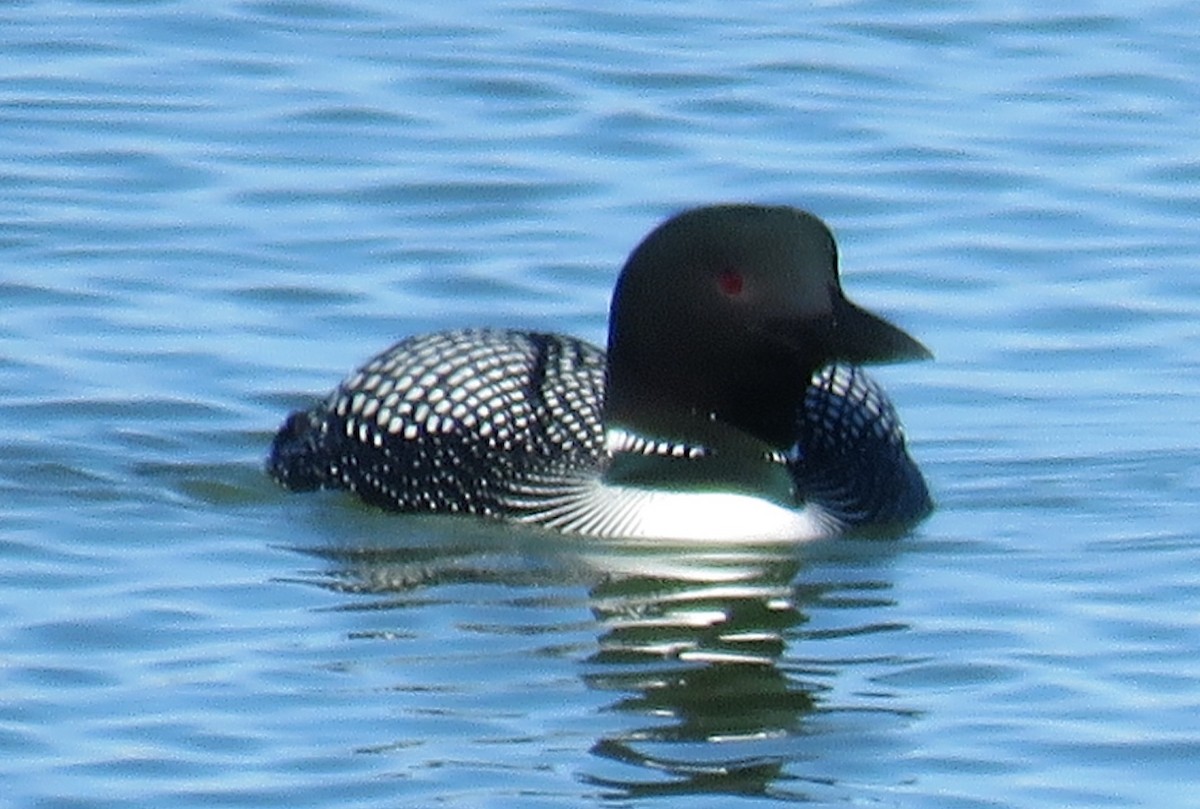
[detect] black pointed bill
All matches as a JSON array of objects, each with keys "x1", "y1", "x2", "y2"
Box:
[{"x1": 828, "y1": 293, "x2": 932, "y2": 364}]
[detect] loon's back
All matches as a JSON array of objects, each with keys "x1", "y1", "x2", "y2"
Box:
[
  {"x1": 269, "y1": 329, "x2": 607, "y2": 516},
  {"x1": 268, "y1": 328, "x2": 931, "y2": 534}
]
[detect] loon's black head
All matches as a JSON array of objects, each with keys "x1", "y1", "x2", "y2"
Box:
[{"x1": 604, "y1": 204, "x2": 931, "y2": 450}]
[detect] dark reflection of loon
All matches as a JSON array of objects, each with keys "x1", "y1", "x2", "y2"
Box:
[
  {"x1": 288, "y1": 523, "x2": 910, "y2": 801},
  {"x1": 578, "y1": 540, "x2": 816, "y2": 799}
]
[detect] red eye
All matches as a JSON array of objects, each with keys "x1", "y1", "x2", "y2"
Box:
[{"x1": 717, "y1": 268, "x2": 744, "y2": 297}]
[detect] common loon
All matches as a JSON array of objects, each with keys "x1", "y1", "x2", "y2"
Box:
[{"x1": 268, "y1": 204, "x2": 932, "y2": 541}]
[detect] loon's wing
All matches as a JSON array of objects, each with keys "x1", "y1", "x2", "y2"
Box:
[
  {"x1": 267, "y1": 328, "x2": 607, "y2": 516},
  {"x1": 790, "y1": 363, "x2": 932, "y2": 532}
]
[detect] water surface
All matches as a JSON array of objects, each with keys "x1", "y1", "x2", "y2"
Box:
[{"x1": 4, "y1": 1, "x2": 1200, "y2": 807}]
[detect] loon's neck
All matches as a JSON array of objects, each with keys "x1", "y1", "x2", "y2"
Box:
[
  {"x1": 602, "y1": 344, "x2": 820, "y2": 452},
  {"x1": 601, "y1": 407, "x2": 797, "y2": 509}
]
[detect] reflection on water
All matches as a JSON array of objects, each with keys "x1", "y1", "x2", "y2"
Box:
[
  {"x1": 584, "y1": 555, "x2": 807, "y2": 800},
  {"x1": 289, "y1": 521, "x2": 911, "y2": 800}
]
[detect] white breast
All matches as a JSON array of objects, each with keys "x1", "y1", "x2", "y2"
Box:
[{"x1": 517, "y1": 480, "x2": 842, "y2": 543}]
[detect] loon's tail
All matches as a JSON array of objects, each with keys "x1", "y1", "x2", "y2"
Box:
[{"x1": 267, "y1": 408, "x2": 331, "y2": 492}]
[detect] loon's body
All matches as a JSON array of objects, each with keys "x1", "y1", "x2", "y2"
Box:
[{"x1": 269, "y1": 205, "x2": 932, "y2": 540}]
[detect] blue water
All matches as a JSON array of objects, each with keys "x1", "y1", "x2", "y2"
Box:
[{"x1": 4, "y1": 1, "x2": 1200, "y2": 806}]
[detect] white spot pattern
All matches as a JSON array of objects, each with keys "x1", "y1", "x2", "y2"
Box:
[
  {"x1": 269, "y1": 330, "x2": 929, "y2": 535},
  {"x1": 303, "y1": 328, "x2": 607, "y2": 515}
]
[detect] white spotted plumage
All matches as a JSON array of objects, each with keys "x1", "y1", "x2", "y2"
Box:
[{"x1": 269, "y1": 328, "x2": 929, "y2": 536}]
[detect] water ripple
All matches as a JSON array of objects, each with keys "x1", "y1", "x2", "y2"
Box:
[{"x1": 3, "y1": 1, "x2": 1199, "y2": 807}]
